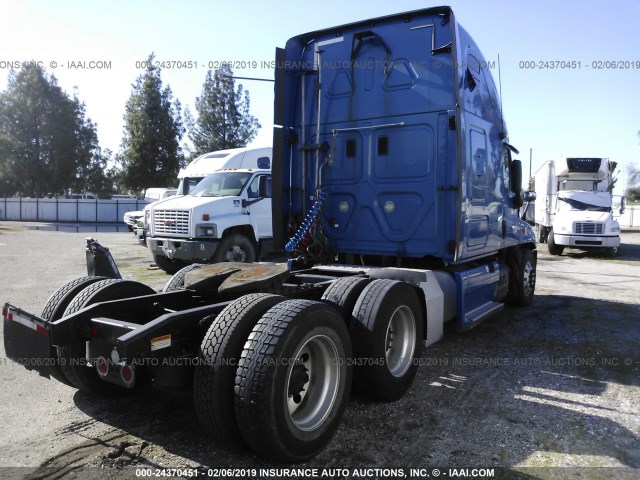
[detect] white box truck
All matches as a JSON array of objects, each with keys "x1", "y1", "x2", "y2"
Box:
[
  {"x1": 176, "y1": 146, "x2": 272, "y2": 195},
  {"x1": 145, "y1": 147, "x2": 272, "y2": 273},
  {"x1": 534, "y1": 157, "x2": 622, "y2": 257}
]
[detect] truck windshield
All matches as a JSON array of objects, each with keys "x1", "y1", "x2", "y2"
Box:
[
  {"x1": 557, "y1": 196, "x2": 610, "y2": 212},
  {"x1": 189, "y1": 172, "x2": 252, "y2": 197}
]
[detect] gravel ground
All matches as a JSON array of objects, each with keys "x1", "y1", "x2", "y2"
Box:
[{"x1": 0, "y1": 221, "x2": 638, "y2": 480}]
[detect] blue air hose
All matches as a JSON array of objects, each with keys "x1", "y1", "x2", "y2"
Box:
[{"x1": 285, "y1": 191, "x2": 328, "y2": 253}]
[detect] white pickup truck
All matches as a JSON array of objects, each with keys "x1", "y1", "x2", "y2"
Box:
[
  {"x1": 145, "y1": 147, "x2": 272, "y2": 273},
  {"x1": 123, "y1": 188, "x2": 177, "y2": 233}
]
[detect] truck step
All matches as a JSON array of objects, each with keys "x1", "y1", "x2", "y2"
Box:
[{"x1": 462, "y1": 301, "x2": 504, "y2": 329}]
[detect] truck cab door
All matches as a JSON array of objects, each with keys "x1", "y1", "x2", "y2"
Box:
[{"x1": 244, "y1": 174, "x2": 273, "y2": 238}]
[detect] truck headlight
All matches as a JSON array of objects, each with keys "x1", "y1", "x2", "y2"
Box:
[
  {"x1": 610, "y1": 226, "x2": 619, "y2": 233},
  {"x1": 197, "y1": 224, "x2": 217, "y2": 237}
]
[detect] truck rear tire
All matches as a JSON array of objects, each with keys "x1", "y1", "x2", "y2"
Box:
[
  {"x1": 547, "y1": 230, "x2": 564, "y2": 256},
  {"x1": 320, "y1": 276, "x2": 372, "y2": 322},
  {"x1": 163, "y1": 264, "x2": 203, "y2": 292},
  {"x1": 194, "y1": 293, "x2": 286, "y2": 444},
  {"x1": 351, "y1": 279, "x2": 423, "y2": 401},
  {"x1": 234, "y1": 300, "x2": 352, "y2": 462},
  {"x1": 58, "y1": 279, "x2": 155, "y2": 398},
  {"x1": 213, "y1": 234, "x2": 256, "y2": 263},
  {"x1": 506, "y1": 249, "x2": 536, "y2": 307},
  {"x1": 153, "y1": 253, "x2": 187, "y2": 275},
  {"x1": 41, "y1": 276, "x2": 108, "y2": 387},
  {"x1": 42, "y1": 276, "x2": 108, "y2": 322}
]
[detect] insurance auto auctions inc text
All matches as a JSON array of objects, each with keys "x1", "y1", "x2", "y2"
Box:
[{"x1": 244, "y1": 467, "x2": 495, "y2": 479}]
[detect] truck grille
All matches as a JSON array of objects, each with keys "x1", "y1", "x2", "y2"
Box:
[
  {"x1": 153, "y1": 210, "x2": 190, "y2": 235},
  {"x1": 574, "y1": 222, "x2": 603, "y2": 235}
]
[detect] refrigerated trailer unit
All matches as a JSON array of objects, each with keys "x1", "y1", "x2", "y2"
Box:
[
  {"x1": 3, "y1": 6, "x2": 536, "y2": 462},
  {"x1": 534, "y1": 157, "x2": 622, "y2": 257}
]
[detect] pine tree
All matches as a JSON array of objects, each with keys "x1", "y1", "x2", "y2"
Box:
[
  {"x1": 120, "y1": 53, "x2": 184, "y2": 193},
  {"x1": 0, "y1": 63, "x2": 106, "y2": 197},
  {"x1": 186, "y1": 65, "x2": 260, "y2": 156},
  {"x1": 78, "y1": 148, "x2": 115, "y2": 198},
  {"x1": 68, "y1": 94, "x2": 114, "y2": 197}
]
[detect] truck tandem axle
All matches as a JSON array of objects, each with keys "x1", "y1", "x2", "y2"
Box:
[{"x1": 3, "y1": 237, "x2": 534, "y2": 462}]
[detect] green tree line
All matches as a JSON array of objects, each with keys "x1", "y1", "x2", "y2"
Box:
[{"x1": 0, "y1": 55, "x2": 260, "y2": 198}]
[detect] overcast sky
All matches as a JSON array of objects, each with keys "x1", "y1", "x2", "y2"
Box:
[{"x1": 1, "y1": 0, "x2": 639, "y2": 194}]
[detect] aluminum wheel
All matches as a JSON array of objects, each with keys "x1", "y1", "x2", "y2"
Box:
[
  {"x1": 223, "y1": 245, "x2": 248, "y2": 262},
  {"x1": 286, "y1": 334, "x2": 340, "y2": 432},
  {"x1": 234, "y1": 299, "x2": 352, "y2": 462},
  {"x1": 214, "y1": 234, "x2": 256, "y2": 263},
  {"x1": 522, "y1": 259, "x2": 536, "y2": 298},
  {"x1": 385, "y1": 305, "x2": 416, "y2": 377}
]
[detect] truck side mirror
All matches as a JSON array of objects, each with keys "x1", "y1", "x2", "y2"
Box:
[
  {"x1": 511, "y1": 159, "x2": 523, "y2": 208},
  {"x1": 511, "y1": 160, "x2": 522, "y2": 194},
  {"x1": 259, "y1": 176, "x2": 272, "y2": 198},
  {"x1": 620, "y1": 196, "x2": 626, "y2": 214}
]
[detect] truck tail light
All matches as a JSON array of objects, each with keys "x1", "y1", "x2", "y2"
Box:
[
  {"x1": 95, "y1": 357, "x2": 109, "y2": 377},
  {"x1": 120, "y1": 365, "x2": 135, "y2": 387}
]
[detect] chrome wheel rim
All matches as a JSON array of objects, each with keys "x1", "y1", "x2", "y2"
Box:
[
  {"x1": 385, "y1": 306, "x2": 416, "y2": 377},
  {"x1": 223, "y1": 245, "x2": 246, "y2": 262},
  {"x1": 523, "y1": 260, "x2": 535, "y2": 297},
  {"x1": 286, "y1": 334, "x2": 340, "y2": 431}
]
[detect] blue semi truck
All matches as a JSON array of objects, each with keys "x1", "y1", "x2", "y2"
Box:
[{"x1": 3, "y1": 7, "x2": 536, "y2": 462}]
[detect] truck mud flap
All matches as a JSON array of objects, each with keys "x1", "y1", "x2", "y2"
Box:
[
  {"x1": 86, "y1": 238, "x2": 122, "y2": 279},
  {"x1": 2, "y1": 304, "x2": 55, "y2": 378}
]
